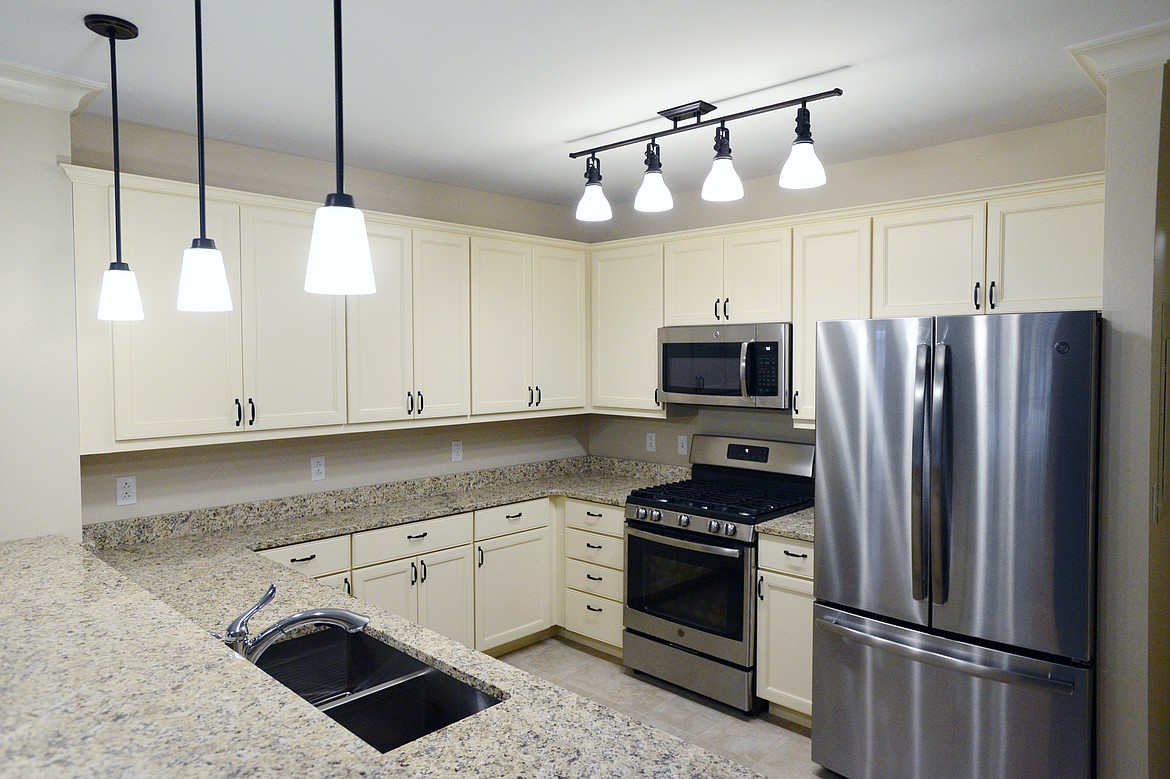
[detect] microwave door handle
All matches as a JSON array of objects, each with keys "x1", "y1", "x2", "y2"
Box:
[{"x1": 739, "y1": 341, "x2": 749, "y2": 399}]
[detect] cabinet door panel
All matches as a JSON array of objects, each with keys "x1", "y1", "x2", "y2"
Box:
[
  {"x1": 591, "y1": 245, "x2": 664, "y2": 412},
  {"x1": 111, "y1": 189, "x2": 243, "y2": 439},
  {"x1": 475, "y1": 527, "x2": 551, "y2": 650},
  {"x1": 757, "y1": 570, "x2": 814, "y2": 715},
  {"x1": 471, "y1": 238, "x2": 533, "y2": 414},
  {"x1": 352, "y1": 557, "x2": 418, "y2": 623},
  {"x1": 872, "y1": 203, "x2": 986, "y2": 317},
  {"x1": 418, "y1": 545, "x2": 475, "y2": 647},
  {"x1": 532, "y1": 246, "x2": 588, "y2": 410},
  {"x1": 240, "y1": 205, "x2": 347, "y2": 429},
  {"x1": 346, "y1": 220, "x2": 413, "y2": 422},
  {"x1": 664, "y1": 236, "x2": 724, "y2": 326},
  {"x1": 723, "y1": 228, "x2": 792, "y2": 323},
  {"x1": 413, "y1": 230, "x2": 471, "y2": 418}
]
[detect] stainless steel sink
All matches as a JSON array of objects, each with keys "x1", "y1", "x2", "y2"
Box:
[{"x1": 256, "y1": 627, "x2": 501, "y2": 753}]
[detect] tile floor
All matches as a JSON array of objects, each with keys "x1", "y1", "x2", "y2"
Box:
[{"x1": 500, "y1": 637, "x2": 839, "y2": 778}]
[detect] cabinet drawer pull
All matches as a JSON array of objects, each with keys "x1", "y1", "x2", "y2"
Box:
[
  {"x1": 478, "y1": 546, "x2": 484, "y2": 567},
  {"x1": 586, "y1": 511, "x2": 603, "y2": 518},
  {"x1": 528, "y1": 386, "x2": 534, "y2": 407},
  {"x1": 792, "y1": 390, "x2": 799, "y2": 414},
  {"x1": 420, "y1": 559, "x2": 427, "y2": 583},
  {"x1": 535, "y1": 385, "x2": 541, "y2": 406},
  {"x1": 411, "y1": 561, "x2": 418, "y2": 585},
  {"x1": 989, "y1": 280, "x2": 997, "y2": 310},
  {"x1": 783, "y1": 550, "x2": 809, "y2": 559},
  {"x1": 407, "y1": 532, "x2": 428, "y2": 540},
  {"x1": 234, "y1": 398, "x2": 243, "y2": 427},
  {"x1": 586, "y1": 604, "x2": 603, "y2": 613},
  {"x1": 585, "y1": 542, "x2": 603, "y2": 550},
  {"x1": 506, "y1": 512, "x2": 523, "y2": 519},
  {"x1": 757, "y1": 574, "x2": 764, "y2": 601},
  {"x1": 723, "y1": 298, "x2": 729, "y2": 320},
  {"x1": 586, "y1": 574, "x2": 603, "y2": 581},
  {"x1": 407, "y1": 391, "x2": 414, "y2": 415},
  {"x1": 248, "y1": 397, "x2": 256, "y2": 425},
  {"x1": 289, "y1": 554, "x2": 317, "y2": 563},
  {"x1": 344, "y1": 576, "x2": 351, "y2": 595},
  {"x1": 418, "y1": 391, "x2": 424, "y2": 414},
  {"x1": 974, "y1": 281, "x2": 982, "y2": 310},
  {"x1": 714, "y1": 298, "x2": 721, "y2": 320}
]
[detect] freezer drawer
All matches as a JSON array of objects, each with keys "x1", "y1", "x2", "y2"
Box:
[{"x1": 812, "y1": 604, "x2": 1092, "y2": 779}]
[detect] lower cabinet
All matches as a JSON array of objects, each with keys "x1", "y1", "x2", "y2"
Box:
[
  {"x1": 562, "y1": 499, "x2": 625, "y2": 648},
  {"x1": 474, "y1": 500, "x2": 552, "y2": 651},
  {"x1": 315, "y1": 570, "x2": 353, "y2": 594},
  {"x1": 756, "y1": 536, "x2": 815, "y2": 718},
  {"x1": 257, "y1": 535, "x2": 351, "y2": 593}
]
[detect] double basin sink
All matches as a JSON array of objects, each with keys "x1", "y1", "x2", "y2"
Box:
[{"x1": 255, "y1": 627, "x2": 501, "y2": 753}]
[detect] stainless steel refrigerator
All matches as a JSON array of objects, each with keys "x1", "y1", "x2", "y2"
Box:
[{"x1": 811, "y1": 311, "x2": 1098, "y2": 779}]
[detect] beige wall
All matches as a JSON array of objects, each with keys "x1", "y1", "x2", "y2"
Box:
[
  {"x1": 81, "y1": 416, "x2": 587, "y2": 526},
  {"x1": 0, "y1": 99, "x2": 82, "y2": 542}
]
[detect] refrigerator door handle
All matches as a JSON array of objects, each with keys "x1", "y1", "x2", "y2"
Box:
[
  {"x1": 911, "y1": 343, "x2": 930, "y2": 601},
  {"x1": 929, "y1": 342, "x2": 949, "y2": 604},
  {"x1": 816, "y1": 616, "x2": 1075, "y2": 696}
]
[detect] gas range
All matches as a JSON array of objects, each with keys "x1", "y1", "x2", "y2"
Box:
[{"x1": 624, "y1": 435, "x2": 814, "y2": 544}]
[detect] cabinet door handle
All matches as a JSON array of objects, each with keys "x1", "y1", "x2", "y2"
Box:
[
  {"x1": 792, "y1": 390, "x2": 799, "y2": 415},
  {"x1": 477, "y1": 546, "x2": 484, "y2": 567},
  {"x1": 411, "y1": 561, "x2": 418, "y2": 585},
  {"x1": 989, "y1": 281, "x2": 997, "y2": 310},
  {"x1": 344, "y1": 576, "x2": 351, "y2": 595},
  {"x1": 407, "y1": 391, "x2": 414, "y2": 415},
  {"x1": 654, "y1": 388, "x2": 660, "y2": 406},
  {"x1": 528, "y1": 386, "x2": 534, "y2": 407},
  {"x1": 417, "y1": 391, "x2": 424, "y2": 414},
  {"x1": 714, "y1": 298, "x2": 721, "y2": 320},
  {"x1": 506, "y1": 512, "x2": 523, "y2": 519},
  {"x1": 235, "y1": 398, "x2": 243, "y2": 427},
  {"x1": 586, "y1": 511, "x2": 603, "y2": 518},
  {"x1": 248, "y1": 398, "x2": 256, "y2": 425},
  {"x1": 973, "y1": 281, "x2": 982, "y2": 310},
  {"x1": 757, "y1": 575, "x2": 764, "y2": 601},
  {"x1": 783, "y1": 550, "x2": 809, "y2": 559},
  {"x1": 407, "y1": 532, "x2": 428, "y2": 540},
  {"x1": 586, "y1": 604, "x2": 603, "y2": 612},
  {"x1": 724, "y1": 298, "x2": 729, "y2": 320},
  {"x1": 586, "y1": 542, "x2": 603, "y2": 550},
  {"x1": 420, "y1": 559, "x2": 427, "y2": 583},
  {"x1": 586, "y1": 573, "x2": 603, "y2": 581},
  {"x1": 535, "y1": 386, "x2": 541, "y2": 406},
  {"x1": 289, "y1": 554, "x2": 317, "y2": 563}
]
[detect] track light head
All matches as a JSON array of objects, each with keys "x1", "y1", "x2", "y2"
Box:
[
  {"x1": 779, "y1": 104, "x2": 827, "y2": 189},
  {"x1": 635, "y1": 142, "x2": 673, "y2": 213},
  {"x1": 702, "y1": 125, "x2": 743, "y2": 202},
  {"x1": 576, "y1": 156, "x2": 612, "y2": 221}
]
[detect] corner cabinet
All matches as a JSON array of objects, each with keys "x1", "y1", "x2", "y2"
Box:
[
  {"x1": 474, "y1": 499, "x2": 553, "y2": 651},
  {"x1": 791, "y1": 217, "x2": 871, "y2": 428},
  {"x1": 591, "y1": 244, "x2": 665, "y2": 415},
  {"x1": 756, "y1": 535, "x2": 815, "y2": 721}
]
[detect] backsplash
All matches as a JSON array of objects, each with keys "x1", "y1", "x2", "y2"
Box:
[{"x1": 82, "y1": 456, "x2": 687, "y2": 551}]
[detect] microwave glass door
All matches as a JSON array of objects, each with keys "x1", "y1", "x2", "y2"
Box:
[{"x1": 661, "y1": 342, "x2": 744, "y2": 397}]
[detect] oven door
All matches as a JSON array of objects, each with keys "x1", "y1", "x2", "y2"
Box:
[{"x1": 624, "y1": 523, "x2": 756, "y2": 667}]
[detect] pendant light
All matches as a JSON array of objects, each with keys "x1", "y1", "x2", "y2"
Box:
[
  {"x1": 304, "y1": 0, "x2": 375, "y2": 295},
  {"x1": 634, "y1": 142, "x2": 673, "y2": 213},
  {"x1": 778, "y1": 103, "x2": 827, "y2": 189},
  {"x1": 701, "y1": 125, "x2": 743, "y2": 202},
  {"x1": 575, "y1": 155, "x2": 612, "y2": 221},
  {"x1": 86, "y1": 14, "x2": 144, "y2": 321},
  {"x1": 177, "y1": 0, "x2": 233, "y2": 311}
]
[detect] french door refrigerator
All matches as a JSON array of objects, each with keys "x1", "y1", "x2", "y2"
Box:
[{"x1": 812, "y1": 311, "x2": 1099, "y2": 779}]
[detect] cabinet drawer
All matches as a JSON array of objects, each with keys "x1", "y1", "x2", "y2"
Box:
[
  {"x1": 258, "y1": 535, "x2": 350, "y2": 577},
  {"x1": 564, "y1": 527, "x2": 624, "y2": 570},
  {"x1": 565, "y1": 558, "x2": 623, "y2": 601},
  {"x1": 563, "y1": 588, "x2": 623, "y2": 647},
  {"x1": 353, "y1": 513, "x2": 472, "y2": 568},
  {"x1": 564, "y1": 499, "x2": 624, "y2": 538},
  {"x1": 759, "y1": 536, "x2": 814, "y2": 579},
  {"x1": 474, "y1": 498, "x2": 550, "y2": 540}
]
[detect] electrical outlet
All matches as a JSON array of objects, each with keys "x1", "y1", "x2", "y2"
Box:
[
  {"x1": 310, "y1": 455, "x2": 326, "y2": 481},
  {"x1": 646, "y1": 432, "x2": 656, "y2": 453},
  {"x1": 116, "y1": 476, "x2": 136, "y2": 506},
  {"x1": 678, "y1": 435, "x2": 689, "y2": 456},
  {"x1": 451, "y1": 441, "x2": 463, "y2": 462}
]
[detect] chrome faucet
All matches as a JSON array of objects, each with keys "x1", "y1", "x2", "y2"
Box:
[{"x1": 221, "y1": 583, "x2": 370, "y2": 664}]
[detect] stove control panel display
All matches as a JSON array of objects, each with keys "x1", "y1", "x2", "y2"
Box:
[{"x1": 727, "y1": 444, "x2": 769, "y2": 463}]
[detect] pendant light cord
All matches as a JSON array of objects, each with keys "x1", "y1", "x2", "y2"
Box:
[
  {"x1": 333, "y1": 0, "x2": 345, "y2": 196},
  {"x1": 108, "y1": 33, "x2": 123, "y2": 264},
  {"x1": 194, "y1": 0, "x2": 208, "y2": 240}
]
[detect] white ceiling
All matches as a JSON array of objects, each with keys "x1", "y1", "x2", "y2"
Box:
[{"x1": 3, "y1": 1, "x2": 1168, "y2": 210}]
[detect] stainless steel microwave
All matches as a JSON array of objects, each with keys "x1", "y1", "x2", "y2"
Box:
[{"x1": 657, "y1": 323, "x2": 792, "y2": 409}]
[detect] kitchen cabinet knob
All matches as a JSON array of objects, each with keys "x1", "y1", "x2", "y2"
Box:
[{"x1": 234, "y1": 398, "x2": 243, "y2": 427}]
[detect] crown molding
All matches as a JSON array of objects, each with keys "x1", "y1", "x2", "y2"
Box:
[
  {"x1": 0, "y1": 60, "x2": 103, "y2": 114},
  {"x1": 1071, "y1": 21, "x2": 1170, "y2": 95}
]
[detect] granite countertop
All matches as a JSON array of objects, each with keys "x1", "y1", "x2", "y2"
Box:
[
  {"x1": 757, "y1": 507, "x2": 815, "y2": 543},
  {"x1": 8, "y1": 466, "x2": 772, "y2": 777}
]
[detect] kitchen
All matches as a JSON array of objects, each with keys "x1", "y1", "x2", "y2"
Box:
[{"x1": 2, "y1": 2, "x2": 1168, "y2": 777}]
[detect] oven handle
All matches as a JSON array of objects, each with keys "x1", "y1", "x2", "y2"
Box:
[
  {"x1": 627, "y1": 526, "x2": 743, "y2": 558},
  {"x1": 739, "y1": 341, "x2": 749, "y2": 399}
]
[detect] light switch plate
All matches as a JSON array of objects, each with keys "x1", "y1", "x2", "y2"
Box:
[
  {"x1": 116, "y1": 476, "x2": 136, "y2": 506},
  {"x1": 310, "y1": 455, "x2": 326, "y2": 481}
]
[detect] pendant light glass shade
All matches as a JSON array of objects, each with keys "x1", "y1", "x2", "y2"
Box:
[
  {"x1": 178, "y1": 242, "x2": 233, "y2": 311},
  {"x1": 575, "y1": 155, "x2": 612, "y2": 221},
  {"x1": 98, "y1": 264, "x2": 145, "y2": 320},
  {"x1": 701, "y1": 126, "x2": 743, "y2": 202},
  {"x1": 634, "y1": 142, "x2": 673, "y2": 213},
  {"x1": 305, "y1": 201, "x2": 376, "y2": 294},
  {"x1": 779, "y1": 105, "x2": 827, "y2": 189},
  {"x1": 307, "y1": 0, "x2": 375, "y2": 295}
]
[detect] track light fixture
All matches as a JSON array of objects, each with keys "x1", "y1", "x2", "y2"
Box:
[
  {"x1": 569, "y1": 87, "x2": 842, "y2": 220},
  {"x1": 86, "y1": 13, "x2": 145, "y2": 321},
  {"x1": 177, "y1": 0, "x2": 233, "y2": 312},
  {"x1": 305, "y1": 0, "x2": 375, "y2": 295}
]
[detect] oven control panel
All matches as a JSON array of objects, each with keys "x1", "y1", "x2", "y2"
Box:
[{"x1": 626, "y1": 504, "x2": 749, "y2": 542}]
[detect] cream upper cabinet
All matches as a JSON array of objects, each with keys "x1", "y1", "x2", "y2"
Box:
[
  {"x1": 664, "y1": 229, "x2": 792, "y2": 325},
  {"x1": 346, "y1": 220, "x2": 414, "y2": 423},
  {"x1": 239, "y1": 205, "x2": 347, "y2": 430},
  {"x1": 791, "y1": 217, "x2": 871, "y2": 427},
  {"x1": 986, "y1": 184, "x2": 1104, "y2": 313},
  {"x1": 531, "y1": 245, "x2": 589, "y2": 410},
  {"x1": 412, "y1": 229, "x2": 471, "y2": 419},
  {"x1": 591, "y1": 243, "x2": 665, "y2": 414},
  {"x1": 871, "y1": 203, "x2": 986, "y2": 317}
]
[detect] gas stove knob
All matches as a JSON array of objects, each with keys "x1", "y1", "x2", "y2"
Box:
[
  {"x1": 724, "y1": 523, "x2": 738, "y2": 537},
  {"x1": 708, "y1": 519, "x2": 722, "y2": 534},
  {"x1": 649, "y1": 509, "x2": 663, "y2": 522},
  {"x1": 635, "y1": 507, "x2": 647, "y2": 520},
  {"x1": 677, "y1": 514, "x2": 691, "y2": 528}
]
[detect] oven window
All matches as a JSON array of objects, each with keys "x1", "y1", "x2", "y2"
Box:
[
  {"x1": 627, "y1": 529, "x2": 746, "y2": 641},
  {"x1": 662, "y1": 342, "x2": 743, "y2": 397}
]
